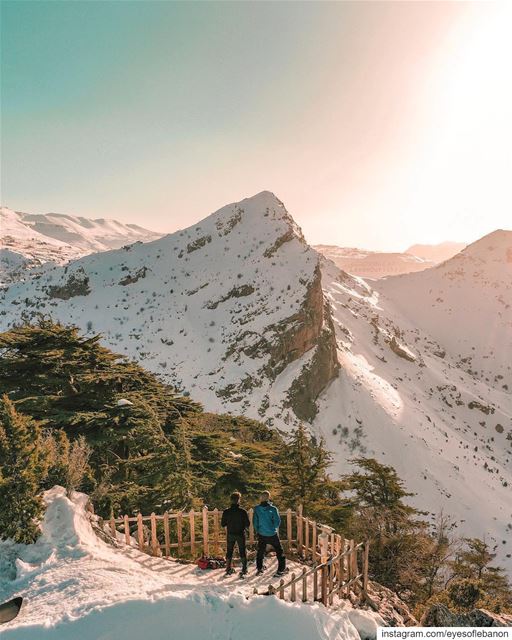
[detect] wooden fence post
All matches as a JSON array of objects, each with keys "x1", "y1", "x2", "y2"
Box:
[
  {"x1": 150, "y1": 512, "x2": 158, "y2": 556},
  {"x1": 297, "y1": 505, "x2": 303, "y2": 555},
  {"x1": 334, "y1": 535, "x2": 342, "y2": 582},
  {"x1": 189, "y1": 509, "x2": 196, "y2": 557},
  {"x1": 279, "y1": 579, "x2": 285, "y2": 600},
  {"x1": 124, "y1": 515, "x2": 130, "y2": 546},
  {"x1": 351, "y1": 540, "x2": 358, "y2": 582},
  {"x1": 329, "y1": 561, "x2": 334, "y2": 605},
  {"x1": 202, "y1": 506, "x2": 209, "y2": 556},
  {"x1": 348, "y1": 539, "x2": 356, "y2": 589},
  {"x1": 337, "y1": 554, "x2": 344, "y2": 595},
  {"x1": 290, "y1": 573, "x2": 296, "y2": 602},
  {"x1": 286, "y1": 509, "x2": 292, "y2": 551},
  {"x1": 163, "y1": 512, "x2": 170, "y2": 557},
  {"x1": 302, "y1": 567, "x2": 308, "y2": 602},
  {"x1": 177, "y1": 512, "x2": 183, "y2": 556},
  {"x1": 137, "y1": 512, "x2": 144, "y2": 551},
  {"x1": 363, "y1": 540, "x2": 370, "y2": 598},
  {"x1": 313, "y1": 565, "x2": 319, "y2": 601},
  {"x1": 304, "y1": 518, "x2": 310, "y2": 560},
  {"x1": 213, "y1": 508, "x2": 220, "y2": 555},
  {"x1": 312, "y1": 522, "x2": 318, "y2": 562},
  {"x1": 321, "y1": 565, "x2": 328, "y2": 606}
]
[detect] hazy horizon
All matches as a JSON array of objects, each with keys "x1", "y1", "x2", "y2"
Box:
[{"x1": 2, "y1": 1, "x2": 511, "y2": 252}]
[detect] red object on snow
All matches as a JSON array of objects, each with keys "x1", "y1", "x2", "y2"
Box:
[{"x1": 196, "y1": 556, "x2": 226, "y2": 570}]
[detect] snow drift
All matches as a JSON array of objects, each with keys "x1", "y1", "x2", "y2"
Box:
[{"x1": 0, "y1": 488, "x2": 383, "y2": 639}]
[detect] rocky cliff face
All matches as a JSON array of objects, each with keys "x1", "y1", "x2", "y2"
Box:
[{"x1": 287, "y1": 295, "x2": 339, "y2": 421}]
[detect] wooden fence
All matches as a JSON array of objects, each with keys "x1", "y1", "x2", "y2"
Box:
[
  {"x1": 106, "y1": 505, "x2": 369, "y2": 608},
  {"x1": 261, "y1": 538, "x2": 369, "y2": 607}
]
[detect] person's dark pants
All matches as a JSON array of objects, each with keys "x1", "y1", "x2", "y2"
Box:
[
  {"x1": 256, "y1": 534, "x2": 286, "y2": 572},
  {"x1": 226, "y1": 533, "x2": 247, "y2": 571}
]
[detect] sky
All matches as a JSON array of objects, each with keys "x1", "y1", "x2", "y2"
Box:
[{"x1": 1, "y1": 1, "x2": 511, "y2": 251}]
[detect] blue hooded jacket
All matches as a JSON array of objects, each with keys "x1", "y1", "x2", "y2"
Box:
[{"x1": 253, "y1": 501, "x2": 281, "y2": 537}]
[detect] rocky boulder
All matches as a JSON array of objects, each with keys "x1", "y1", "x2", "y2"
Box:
[{"x1": 421, "y1": 604, "x2": 512, "y2": 627}]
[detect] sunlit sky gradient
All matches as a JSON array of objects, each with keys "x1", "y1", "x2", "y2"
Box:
[{"x1": 1, "y1": 1, "x2": 511, "y2": 251}]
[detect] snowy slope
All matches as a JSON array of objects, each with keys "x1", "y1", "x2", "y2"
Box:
[
  {"x1": 314, "y1": 245, "x2": 435, "y2": 278},
  {"x1": 0, "y1": 207, "x2": 161, "y2": 284},
  {"x1": 0, "y1": 488, "x2": 382, "y2": 639},
  {"x1": 378, "y1": 230, "x2": 512, "y2": 376},
  {"x1": 316, "y1": 234, "x2": 512, "y2": 569}
]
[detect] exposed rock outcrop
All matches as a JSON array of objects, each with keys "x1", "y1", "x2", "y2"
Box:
[
  {"x1": 421, "y1": 604, "x2": 512, "y2": 627},
  {"x1": 364, "y1": 582, "x2": 418, "y2": 627},
  {"x1": 48, "y1": 269, "x2": 91, "y2": 300},
  {"x1": 388, "y1": 336, "x2": 416, "y2": 362},
  {"x1": 264, "y1": 264, "x2": 329, "y2": 376},
  {"x1": 287, "y1": 300, "x2": 339, "y2": 422}
]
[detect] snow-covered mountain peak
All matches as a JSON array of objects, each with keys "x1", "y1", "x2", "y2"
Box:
[
  {"x1": 194, "y1": 190, "x2": 307, "y2": 248},
  {"x1": 0, "y1": 192, "x2": 339, "y2": 423}
]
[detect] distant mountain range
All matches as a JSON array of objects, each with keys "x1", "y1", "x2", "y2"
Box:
[
  {"x1": 1, "y1": 193, "x2": 510, "y2": 569},
  {"x1": 314, "y1": 240, "x2": 466, "y2": 278},
  {"x1": 0, "y1": 207, "x2": 162, "y2": 283},
  {"x1": 406, "y1": 241, "x2": 467, "y2": 264}
]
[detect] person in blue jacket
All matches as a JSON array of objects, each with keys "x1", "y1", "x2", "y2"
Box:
[{"x1": 253, "y1": 490, "x2": 286, "y2": 576}]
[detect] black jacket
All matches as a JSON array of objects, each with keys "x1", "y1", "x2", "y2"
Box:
[{"x1": 221, "y1": 505, "x2": 250, "y2": 535}]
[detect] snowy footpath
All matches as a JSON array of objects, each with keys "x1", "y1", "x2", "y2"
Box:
[{"x1": 0, "y1": 488, "x2": 383, "y2": 640}]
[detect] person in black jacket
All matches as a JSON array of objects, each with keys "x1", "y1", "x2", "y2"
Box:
[{"x1": 221, "y1": 491, "x2": 250, "y2": 575}]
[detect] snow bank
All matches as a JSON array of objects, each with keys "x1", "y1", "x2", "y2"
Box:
[
  {"x1": 2, "y1": 592, "x2": 363, "y2": 640},
  {"x1": 0, "y1": 488, "x2": 382, "y2": 639}
]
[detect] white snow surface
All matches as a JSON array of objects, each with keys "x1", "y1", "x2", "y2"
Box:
[{"x1": 0, "y1": 488, "x2": 382, "y2": 639}]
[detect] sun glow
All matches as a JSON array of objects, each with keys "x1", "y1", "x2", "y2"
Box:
[{"x1": 400, "y1": 1, "x2": 512, "y2": 240}]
